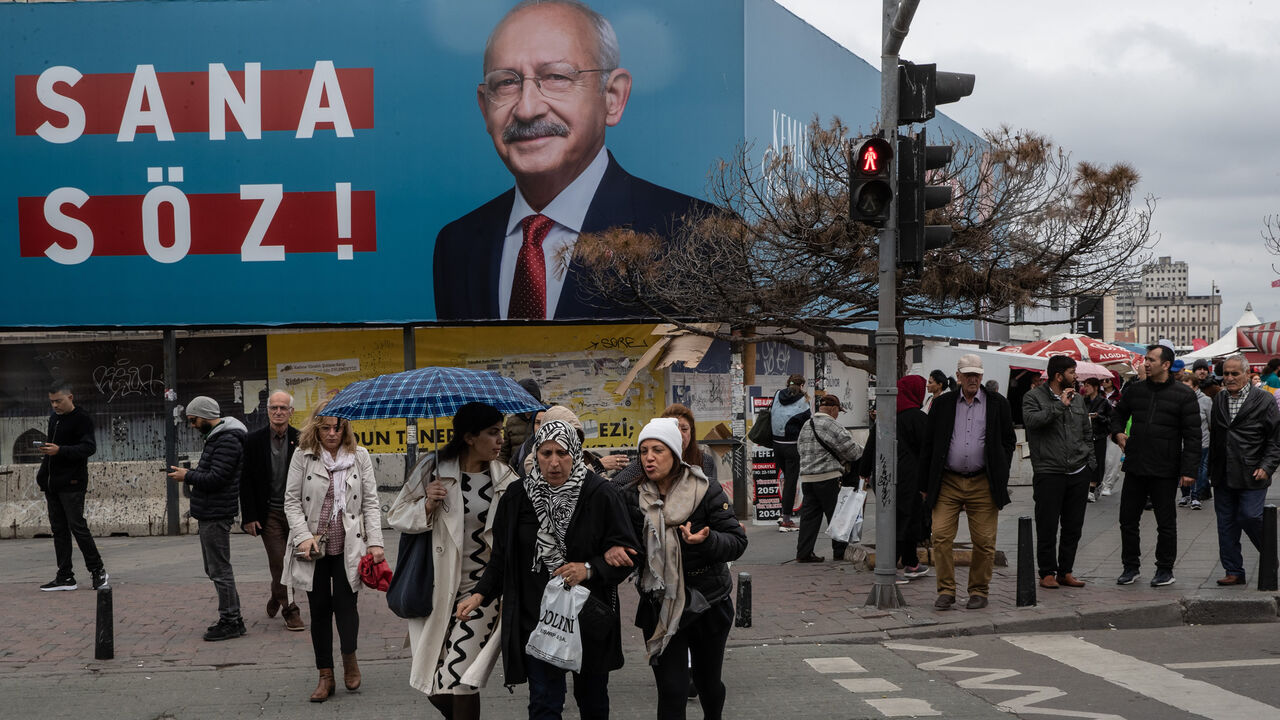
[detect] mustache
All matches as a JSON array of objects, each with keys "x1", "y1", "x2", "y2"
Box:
[{"x1": 503, "y1": 119, "x2": 569, "y2": 143}]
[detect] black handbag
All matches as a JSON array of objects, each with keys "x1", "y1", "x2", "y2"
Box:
[
  {"x1": 747, "y1": 408, "x2": 775, "y2": 448},
  {"x1": 386, "y1": 529, "x2": 434, "y2": 619}
]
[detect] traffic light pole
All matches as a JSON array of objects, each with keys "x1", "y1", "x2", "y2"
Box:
[{"x1": 865, "y1": 0, "x2": 913, "y2": 609}]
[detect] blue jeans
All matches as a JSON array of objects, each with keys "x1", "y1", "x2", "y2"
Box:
[
  {"x1": 1183, "y1": 448, "x2": 1211, "y2": 499},
  {"x1": 1214, "y1": 485, "x2": 1267, "y2": 578},
  {"x1": 525, "y1": 655, "x2": 610, "y2": 720}
]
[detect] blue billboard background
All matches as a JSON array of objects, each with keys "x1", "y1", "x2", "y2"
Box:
[{"x1": 1, "y1": 0, "x2": 977, "y2": 328}]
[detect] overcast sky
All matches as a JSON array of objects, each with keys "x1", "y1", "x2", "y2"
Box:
[{"x1": 778, "y1": 0, "x2": 1280, "y2": 331}]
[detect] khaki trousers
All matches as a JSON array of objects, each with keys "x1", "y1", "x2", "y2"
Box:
[{"x1": 931, "y1": 471, "x2": 999, "y2": 597}]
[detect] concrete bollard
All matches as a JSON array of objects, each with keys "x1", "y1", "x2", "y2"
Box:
[
  {"x1": 734, "y1": 572, "x2": 752, "y2": 628},
  {"x1": 1016, "y1": 515, "x2": 1036, "y2": 607},
  {"x1": 95, "y1": 585, "x2": 114, "y2": 660},
  {"x1": 1260, "y1": 505, "x2": 1278, "y2": 592}
]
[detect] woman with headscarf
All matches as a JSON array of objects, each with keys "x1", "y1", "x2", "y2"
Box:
[
  {"x1": 456, "y1": 420, "x2": 638, "y2": 720},
  {"x1": 516, "y1": 405, "x2": 628, "y2": 479},
  {"x1": 610, "y1": 418, "x2": 748, "y2": 720},
  {"x1": 860, "y1": 376, "x2": 930, "y2": 578},
  {"x1": 282, "y1": 402, "x2": 384, "y2": 702},
  {"x1": 387, "y1": 402, "x2": 518, "y2": 719}
]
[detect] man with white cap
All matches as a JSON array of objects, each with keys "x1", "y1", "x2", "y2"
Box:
[
  {"x1": 167, "y1": 396, "x2": 250, "y2": 641},
  {"x1": 918, "y1": 354, "x2": 1016, "y2": 610}
]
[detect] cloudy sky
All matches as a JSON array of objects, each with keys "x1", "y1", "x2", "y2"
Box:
[{"x1": 778, "y1": 0, "x2": 1280, "y2": 330}]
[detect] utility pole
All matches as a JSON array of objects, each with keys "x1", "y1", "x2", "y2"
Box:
[{"x1": 866, "y1": 0, "x2": 916, "y2": 608}]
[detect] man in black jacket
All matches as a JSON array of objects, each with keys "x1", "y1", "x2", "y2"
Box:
[
  {"x1": 1208, "y1": 354, "x2": 1280, "y2": 586},
  {"x1": 1110, "y1": 344, "x2": 1201, "y2": 587},
  {"x1": 168, "y1": 396, "x2": 249, "y2": 641},
  {"x1": 239, "y1": 390, "x2": 303, "y2": 631},
  {"x1": 36, "y1": 382, "x2": 107, "y2": 592},
  {"x1": 919, "y1": 355, "x2": 1016, "y2": 611}
]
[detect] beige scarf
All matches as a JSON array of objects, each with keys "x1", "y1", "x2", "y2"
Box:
[{"x1": 637, "y1": 464, "x2": 708, "y2": 660}]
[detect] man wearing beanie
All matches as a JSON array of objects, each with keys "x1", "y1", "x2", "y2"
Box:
[{"x1": 168, "y1": 396, "x2": 250, "y2": 641}]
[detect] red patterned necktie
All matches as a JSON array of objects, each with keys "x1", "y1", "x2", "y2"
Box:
[{"x1": 508, "y1": 213, "x2": 555, "y2": 319}]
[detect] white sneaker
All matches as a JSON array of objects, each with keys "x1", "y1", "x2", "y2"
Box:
[
  {"x1": 1087, "y1": 491, "x2": 1097, "y2": 503},
  {"x1": 1100, "y1": 487, "x2": 1112, "y2": 496}
]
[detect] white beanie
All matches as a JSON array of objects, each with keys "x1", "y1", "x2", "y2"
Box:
[{"x1": 637, "y1": 417, "x2": 683, "y2": 463}]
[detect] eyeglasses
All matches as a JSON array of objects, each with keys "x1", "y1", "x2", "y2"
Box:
[
  {"x1": 268, "y1": 405, "x2": 291, "y2": 413},
  {"x1": 1223, "y1": 371, "x2": 1244, "y2": 376},
  {"x1": 481, "y1": 64, "x2": 610, "y2": 104}
]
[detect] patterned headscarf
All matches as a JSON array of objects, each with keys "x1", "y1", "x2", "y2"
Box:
[{"x1": 524, "y1": 420, "x2": 589, "y2": 573}]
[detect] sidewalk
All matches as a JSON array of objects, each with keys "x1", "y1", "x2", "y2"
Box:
[{"x1": 1, "y1": 483, "x2": 1276, "y2": 676}]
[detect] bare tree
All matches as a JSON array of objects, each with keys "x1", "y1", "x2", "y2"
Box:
[
  {"x1": 1262, "y1": 215, "x2": 1280, "y2": 273},
  {"x1": 573, "y1": 120, "x2": 1158, "y2": 371}
]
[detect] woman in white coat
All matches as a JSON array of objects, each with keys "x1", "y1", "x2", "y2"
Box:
[
  {"x1": 387, "y1": 401, "x2": 518, "y2": 720},
  {"x1": 283, "y1": 402, "x2": 384, "y2": 702}
]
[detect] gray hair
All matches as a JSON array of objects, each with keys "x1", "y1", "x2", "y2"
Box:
[
  {"x1": 268, "y1": 389, "x2": 294, "y2": 406},
  {"x1": 1223, "y1": 354, "x2": 1249, "y2": 373},
  {"x1": 484, "y1": 0, "x2": 621, "y2": 92}
]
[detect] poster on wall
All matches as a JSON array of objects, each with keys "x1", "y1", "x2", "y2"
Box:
[{"x1": 0, "y1": 0, "x2": 746, "y2": 326}]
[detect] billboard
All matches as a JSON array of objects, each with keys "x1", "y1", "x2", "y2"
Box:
[{"x1": 2, "y1": 0, "x2": 976, "y2": 327}]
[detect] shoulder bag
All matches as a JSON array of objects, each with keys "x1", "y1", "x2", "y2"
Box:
[{"x1": 809, "y1": 418, "x2": 860, "y2": 487}]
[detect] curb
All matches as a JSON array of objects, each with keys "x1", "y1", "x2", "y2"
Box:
[{"x1": 726, "y1": 593, "x2": 1279, "y2": 648}]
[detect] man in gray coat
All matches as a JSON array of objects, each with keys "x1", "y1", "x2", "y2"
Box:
[
  {"x1": 1208, "y1": 354, "x2": 1280, "y2": 586},
  {"x1": 1022, "y1": 355, "x2": 1094, "y2": 589}
]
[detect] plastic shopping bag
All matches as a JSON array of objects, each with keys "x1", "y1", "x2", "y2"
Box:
[
  {"x1": 827, "y1": 485, "x2": 867, "y2": 544},
  {"x1": 524, "y1": 576, "x2": 591, "y2": 672}
]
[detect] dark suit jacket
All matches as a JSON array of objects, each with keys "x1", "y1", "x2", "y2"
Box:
[
  {"x1": 1209, "y1": 388, "x2": 1280, "y2": 491},
  {"x1": 239, "y1": 424, "x2": 298, "y2": 529},
  {"x1": 432, "y1": 152, "x2": 714, "y2": 321},
  {"x1": 919, "y1": 387, "x2": 1016, "y2": 509}
]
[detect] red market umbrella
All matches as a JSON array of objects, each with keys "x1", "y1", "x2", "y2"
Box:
[{"x1": 999, "y1": 333, "x2": 1139, "y2": 366}]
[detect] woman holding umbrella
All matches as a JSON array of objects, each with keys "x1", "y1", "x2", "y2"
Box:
[
  {"x1": 612, "y1": 418, "x2": 748, "y2": 720},
  {"x1": 456, "y1": 420, "x2": 638, "y2": 719},
  {"x1": 388, "y1": 401, "x2": 518, "y2": 719},
  {"x1": 282, "y1": 401, "x2": 384, "y2": 702}
]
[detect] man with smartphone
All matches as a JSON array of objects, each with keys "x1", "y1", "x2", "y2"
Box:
[
  {"x1": 36, "y1": 381, "x2": 107, "y2": 592},
  {"x1": 1022, "y1": 356, "x2": 1094, "y2": 590},
  {"x1": 168, "y1": 396, "x2": 249, "y2": 641}
]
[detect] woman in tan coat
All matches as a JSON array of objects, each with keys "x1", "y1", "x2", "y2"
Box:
[
  {"x1": 388, "y1": 402, "x2": 518, "y2": 720},
  {"x1": 283, "y1": 402, "x2": 384, "y2": 702}
]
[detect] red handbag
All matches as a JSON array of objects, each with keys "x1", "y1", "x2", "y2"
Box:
[{"x1": 358, "y1": 554, "x2": 393, "y2": 592}]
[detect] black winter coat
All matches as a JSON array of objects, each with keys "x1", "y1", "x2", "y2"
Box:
[
  {"x1": 474, "y1": 471, "x2": 639, "y2": 685},
  {"x1": 622, "y1": 469, "x2": 748, "y2": 638},
  {"x1": 858, "y1": 407, "x2": 929, "y2": 502},
  {"x1": 1109, "y1": 376, "x2": 1200, "y2": 479},
  {"x1": 919, "y1": 388, "x2": 1016, "y2": 509},
  {"x1": 239, "y1": 424, "x2": 298, "y2": 528},
  {"x1": 1209, "y1": 387, "x2": 1280, "y2": 491},
  {"x1": 187, "y1": 418, "x2": 247, "y2": 521},
  {"x1": 36, "y1": 406, "x2": 96, "y2": 493}
]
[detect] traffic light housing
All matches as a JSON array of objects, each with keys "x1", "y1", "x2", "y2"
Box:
[
  {"x1": 898, "y1": 61, "x2": 975, "y2": 124},
  {"x1": 848, "y1": 137, "x2": 894, "y2": 228},
  {"x1": 897, "y1": 128, "x2": 954, "y2": 267}
]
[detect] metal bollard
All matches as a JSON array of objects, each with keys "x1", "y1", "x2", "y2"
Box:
[
  {"x1": 1260, "y1": 505, "x2": 1278, "y2": 592},
  {"x1": 95, "y1": 584, "x2": 114, "y2": 660},
  {"x1": 734, "y1": 572, "x2": 752, "y2": 628},
  {"x1": 1016, "y1": 516, "x2": 1036, "y2": 607}
]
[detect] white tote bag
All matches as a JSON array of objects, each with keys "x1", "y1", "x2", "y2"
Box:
[
  {"x1": 827, "y1": 485, "x2": 867, "y2": 544},
  {"x1": 524, "y1": 576, "x2": 591, "y2": 672}
]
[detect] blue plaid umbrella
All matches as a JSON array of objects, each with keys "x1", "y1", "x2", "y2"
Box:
[{"x1": 323, "y1": 366, "x2": 544, "y2": 420}]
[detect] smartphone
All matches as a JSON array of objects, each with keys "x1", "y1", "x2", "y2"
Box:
[{"x1": 32, "y1": 441, "x2": 44, "y2": 447}]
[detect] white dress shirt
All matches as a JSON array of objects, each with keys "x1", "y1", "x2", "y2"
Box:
[{"x1": 497, "y1": 146, "x2": 610, "y2": 320}]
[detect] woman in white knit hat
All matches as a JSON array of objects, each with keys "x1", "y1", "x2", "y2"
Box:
[{"x1": 610, "y1": 417, "x2": 747, "y2": 720}]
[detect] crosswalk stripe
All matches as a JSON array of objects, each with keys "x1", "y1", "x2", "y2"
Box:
[
  {"x1": 804, "y1": 657, "x2": 867, "y2": 674},
  {"x1": 1003, "y1": 634, "x2": 1280, "y2": 720},
  {"x1": 836, "y1": 678, "x2": 900, "y2": 693},
  {"x1": 1166, "y1": 658, "x2": 1280, "y2": 670},
  {"x1": 865, "y1": 698, "x2": 942, "y2": 717}
]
